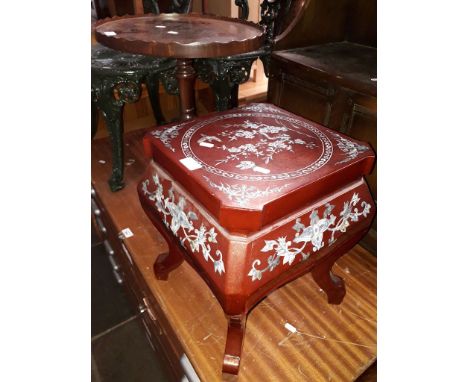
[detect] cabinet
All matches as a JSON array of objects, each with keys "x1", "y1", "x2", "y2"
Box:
[{"x1": 267, "y1": 0, "x2": 377, "y2": 253}]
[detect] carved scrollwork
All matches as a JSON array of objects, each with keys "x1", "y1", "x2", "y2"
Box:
[
  {"x1": 259, "y1": 0, "x2": 281, "y2": 44},
  {"x1": 159, "y1": 67, "x2": 179, "y2": 95},
  {"x1": 195, "y1": 58, "x2": 255, "y2": 111},
  {"x1": 113, "y1": 81, "x2": 141, "y2": 104},
  {"x1": 195, "y1": 58, "x2": 255, "y2": 87},
  {"x1": 235, "y1": 0, "x2": 249, "y2": 20},
  {"x1": 92, "y1": 74, "x2": 144, "y2": 106}
]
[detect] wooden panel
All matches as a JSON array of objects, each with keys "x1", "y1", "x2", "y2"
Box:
[
  {"x1": 268, "y1": 51, "x2": 377, "y2": 254},
  {"x1": 274, "y1": 0, "x2": 349, "y2": 51},
  {"x1": 268, "y1": 59, "x2": 334, "y2": 125},
  {"x1": 92, "y1": 128, "x2": 377, "y2": 381},
  {"x1": 345, "y1": 0, "x2": 377, "y2": 47}
]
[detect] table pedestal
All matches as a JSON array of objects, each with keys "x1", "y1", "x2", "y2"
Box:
[{"x1": 176, "y1": 59, "x2": 197, "y2": 120}]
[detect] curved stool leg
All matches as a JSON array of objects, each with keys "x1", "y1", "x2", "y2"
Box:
[
  {"x1": 311, "y1": 262, "x2": 346, "y2": 305},
  {"x1": 100, "y1": 102, "x2": 125, "y2": 192},
  {"x1": 222, "y1": 314, "x2": 246, "y2": 375},
  {"x1": 146, "y1": 75, "x2": 167, "y2": 125},
  {"x1": 153, "y1": 242, "x2": 185, "y2": 281}
]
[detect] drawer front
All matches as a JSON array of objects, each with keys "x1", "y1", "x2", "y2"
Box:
[{"x1": 92, "y1": 188, "x2": 192, "y2": 380}]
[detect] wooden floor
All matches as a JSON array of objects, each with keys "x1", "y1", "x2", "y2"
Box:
[{"x1": 92, "y1": 127, "x2": 377, "y2": 381}]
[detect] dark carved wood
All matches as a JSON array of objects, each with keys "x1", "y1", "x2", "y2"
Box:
[
  {"x1": 91, "y1": 43, "x2": 175, "y2": 191},
  {"x1": 196, "y1": 0, "x2": 293, "y2": 111},
  {"x1": 91, "y1": 0, "x2": 193, "y2": 191},
  {"x1": 95, "y1": 13, "x2": 264, "y2": 120}
]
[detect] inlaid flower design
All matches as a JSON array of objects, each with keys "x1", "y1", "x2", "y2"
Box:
[
  {"x1": 141, "y1": 175, "x2": 225, "y2": 275},
  {"x1": 332, "y1": 133, "x2": 370, "y2": 164},
  {"x1": 191, "y1": 119, "x2": 317, "y2": 167},
  {"x1": 151, "y1": 121, "x2": 192, "y2": 152},
  {"x1": 248, "y1": 193, "x2": 371, "y2": 281},
  {"x1": 203, "y1": 176, "x2": 290, "y2": 206}
]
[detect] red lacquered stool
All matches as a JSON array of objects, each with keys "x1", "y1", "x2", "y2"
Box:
[{"x1": 137, "y1": 103, "x2": 376, "y2": 375}]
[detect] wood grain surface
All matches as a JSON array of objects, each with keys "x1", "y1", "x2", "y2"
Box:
[
  {"x1": 92, "y1": 128, "x2": 377, "y2": 381},
  {"x1": 95, "y1": 13, "x2": 264, "y2": 58}
]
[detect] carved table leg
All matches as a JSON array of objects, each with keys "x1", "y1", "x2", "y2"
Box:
[
  {"x1": 145, "y1": 75, "x2": 166, "y2": 125},
  {"x1": 311, "y1": 261, "x2": 346, "y2": 305},
  {"x1": 175, "y1": 58, "x2": 197, "y2": 120},
  {"x1": 222, "y1": 314, "x2": 246, "y2": 375},
  {"x1": 100, "y1": 102, "x2": 125, "y2": 192}
]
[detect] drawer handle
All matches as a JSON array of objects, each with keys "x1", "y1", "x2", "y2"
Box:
[
  {"x1": 91, "y1": 199, "x2": 101, "y2": 216},
  {"x1": 103, "y1": 240, "x2": 114, "y2": 256},
  {"x1": 95, "y1": 216, "x2": 107, "y2": 234},
  {"x1": 108, "y1": 254, "x2": 119, "y2": 271},
  {"x1": 112, "y1": 269, "x2": 123, "y2": 284},
  {"x1": 143, "y1": 297, "x2": 156, "y2": 321},
  {"x1": 91, "y1": 188, "x2": 96, "y2": 197}
]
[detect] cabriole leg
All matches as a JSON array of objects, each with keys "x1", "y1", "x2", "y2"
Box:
[
  {"x1": 153, "y1": 243, "x2": 185, "y2": 281},
  {"x1": 222, "y1": 314, "x2": 246, "y2": 375},
  {"x1": 311, "y1": 261, "x2": 346, "y2": 305}
]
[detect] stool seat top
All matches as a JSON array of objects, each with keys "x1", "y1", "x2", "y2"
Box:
[{"x1": 144, "y1": 103, "x2": 375, "y2": 233}]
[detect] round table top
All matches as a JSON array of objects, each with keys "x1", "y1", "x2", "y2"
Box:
[{"x1": 95, "y1": 13, "x2": 265, "y2": 59}]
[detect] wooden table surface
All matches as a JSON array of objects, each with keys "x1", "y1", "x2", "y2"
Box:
[
  {"x1": 92, "y1": 128, "x2": 377, "y2": 381},
  {"x1": 95, "y1": 13, "x2": 265, "y2": 58}
]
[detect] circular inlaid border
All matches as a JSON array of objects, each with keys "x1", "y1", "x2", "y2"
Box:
[{"x1": 181, "y1": 112, "x2": 333, "y2": 181}]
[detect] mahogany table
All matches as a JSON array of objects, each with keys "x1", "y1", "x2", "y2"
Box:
[
  {"x1": 95, "y1": 13, "x2": 264, "y2": 120},
  {"x1": 137, "y1": 103, "x2": 376, "y2": 375}
]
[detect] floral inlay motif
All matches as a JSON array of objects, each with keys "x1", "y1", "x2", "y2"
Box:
[
  {"x1": 203, "y1": 176, "x2": 290, "y2": 207},
  {"x1": 141, "y1": 175, "x2": 225, "y2": 275},
  {"x1": 247, "y1": 193, "x2": 371, "y2": 281},
  {"x1": 210, "y1": 119, "x2": 318, "y2": 166},
  {"x1": 180, "y1": 112, "x2": 333, "y2": 181},
  {"x1": 151, "y1": 121, "x2": 192, "y2": 152},
  {"x1": 241, "y1": 104, "x2": 280, "y2": 113},
  {"x1": 332, "y1": 133, "x2": 369, "y2": 164}
]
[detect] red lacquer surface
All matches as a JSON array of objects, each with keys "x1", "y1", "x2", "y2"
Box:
[
  {"x1": 137, "y1": 103, "x2": 376, "y2": 375},
  {"x1": 143, "y1": 103, "x2": 375, "y2": 233}
]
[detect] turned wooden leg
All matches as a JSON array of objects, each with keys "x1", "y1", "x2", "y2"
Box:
[
  {"x1": 222, "y1": 315, "x2": 246, "y2": 375},
  {"x1": 311, "y1": 262, "x2": 346, "y2": 305},
  {"x1": 175, "y1": 58, "x2": 197, "y2": 120}
]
